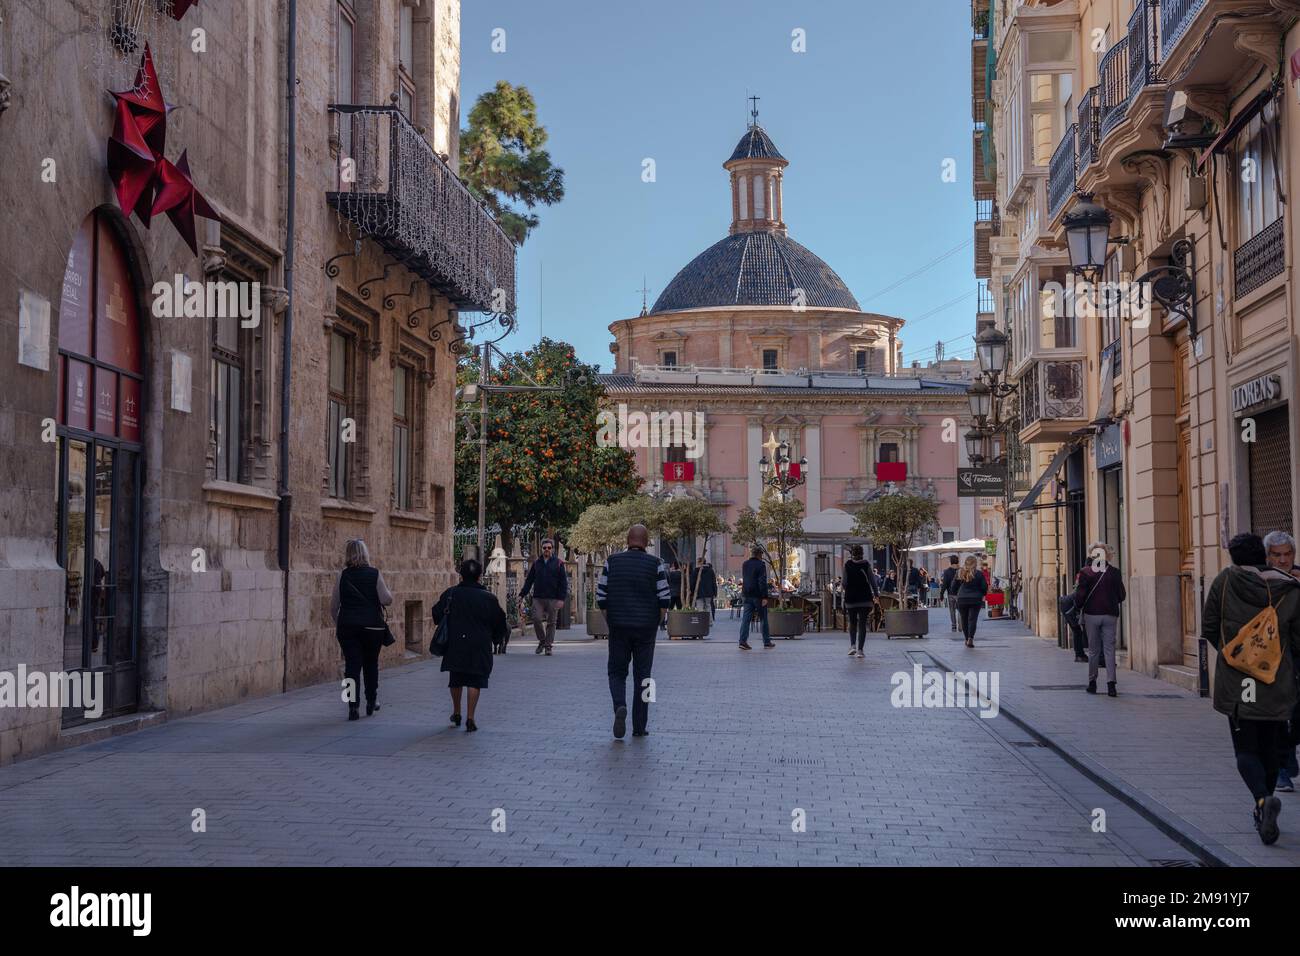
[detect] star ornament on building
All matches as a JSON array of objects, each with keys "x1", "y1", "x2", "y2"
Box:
[
  {"x1": 169, "y1": 0, "x2": 202, "y2": 19},
  {"x1": 152, "y1": 151, "x2": 219, "y2": 255}
]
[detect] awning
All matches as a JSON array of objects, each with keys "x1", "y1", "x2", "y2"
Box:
[
  {"x1": 910, "y1": 538, "x2": 990, "y2": 554},
  {"x1": 1198, "y1": 89, "x2": 1273, "y2": 171},
  {"x1": 1015, "y1": 441, "x2": 1078, "y2": 512}
]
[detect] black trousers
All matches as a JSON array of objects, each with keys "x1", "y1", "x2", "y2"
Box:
[
  {"x1": 608, "y1": 628, "x2": 657, "y2": 733},
  {"x1": 1229, "y1": 715, "x2": 1285, "y2": 801},
  {"x1": 337, "y1": 624, "x2": 382, "y2": 707},
  {"x1": 958, "y1": 604, "x2": 981, "y2": 641},
  {"x1": 847, "y1": 606, "x2": 870, "y2": 650}
]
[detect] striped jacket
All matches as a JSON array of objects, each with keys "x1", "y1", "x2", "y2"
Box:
[{"x1": 596, "y1": 548, "x2": 672, "y2": 630}]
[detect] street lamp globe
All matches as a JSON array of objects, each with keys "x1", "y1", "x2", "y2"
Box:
[
  {"x1": 975, "y1": 326, "x2": 1008, "y2": 378},
  {"x1": 967, "y1": 379, "x2": 993, "y2": 423},
  {"x1": 964, "y1": 428, "x2": 987, "y2": 464},
  {"x1": 1063, "y1": 192, "x2": 1113, "y2": 277},
  {"x1": 759, "y1": 455, "x2": 771, "y2": 475}
]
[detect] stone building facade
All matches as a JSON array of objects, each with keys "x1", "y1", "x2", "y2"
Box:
[
  {"x1": 604, "y1": 118, "x2": 982, "y2": 578},
  {"x1": 0, "y1": 0, "x2": 512, "y2": 764}
]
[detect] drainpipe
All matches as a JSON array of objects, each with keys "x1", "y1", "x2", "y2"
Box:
[{"x1": 278, "y1": 0, "x2": 298, "y2": 692}]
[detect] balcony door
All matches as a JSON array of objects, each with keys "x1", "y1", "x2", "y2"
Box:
[{"x1": 55, "y1": 211, "x2": 144, "y2": 724}]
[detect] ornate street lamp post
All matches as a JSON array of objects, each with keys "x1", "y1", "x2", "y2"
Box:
[{"x1": 759, "y1": 431, "x2": 807, "y2": 500}]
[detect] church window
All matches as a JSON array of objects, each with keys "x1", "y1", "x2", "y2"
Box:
[
  {"x1": 738, "y1": 175, "x2": 748, "y2": 219},
  {"x1": 879, "y1": 442, "x2": 900, "y2": 464},
  {"x1": 661, "y1": 350, "x2": 677, "y2": 368},
  {"x1": 762, "y1": 349, "x2": 779, "y2": 371},
  {"x1": 753, "y1": 176, "x2": 766, "y2": 218}
]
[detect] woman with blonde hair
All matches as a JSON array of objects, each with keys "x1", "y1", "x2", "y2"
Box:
[
  {"x1": 955, "y1": 553, "x2": 988, "y2": 648},
  {"x1": 330, "y1": 538, "x2": 394, "y2": 720}
]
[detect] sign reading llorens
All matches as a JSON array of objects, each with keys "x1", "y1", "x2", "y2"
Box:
[
  {"x1": 1232, "y1": 373, "x2": 1282, "y2": 414},
  {"x1": 957, "y1": 466, "x2": 1006, "y2": 498}
]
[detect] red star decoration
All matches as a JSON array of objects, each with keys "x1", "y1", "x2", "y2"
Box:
[
  {"x1": 169, "y1": 0, "x2": 201, "y2": 20},
  {"x1": 151, "y1": 151, "x2": 220, "y2": 255},
  {"x1": 108, "y1": 44, "x2": 172, "y2": 157},
  {"x1": 107, "y1": 99, "x2": 159, "y2": 227}
]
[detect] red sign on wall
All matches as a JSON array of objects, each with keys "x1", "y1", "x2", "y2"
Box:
[
  {"x1": 663, "y1": 461, "x2": 695, "y2": 482},
  {"x1": 876, "y1": 461, "x2": 907, "y2": 483}
]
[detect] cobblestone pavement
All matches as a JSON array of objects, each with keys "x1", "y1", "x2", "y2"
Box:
[{"x1": 0, "y1": 619, "x2": 1215, "y2": 866}]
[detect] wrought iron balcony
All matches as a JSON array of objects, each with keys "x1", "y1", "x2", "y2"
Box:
[
  {"x1": 1234, "y1": 218, "x2": 1285, "y2": 298},
  {"x1": 1048, "y1": 124, "x2": 1077, "y2": 219},
  {"x1": 1127, "y1": 0, "x2": 1161, "y2": 99},
  {"x1": 1077, "y1": 87, "x2": 1099, "y2": 171},
  {"x1": 1098, "y1": 37, "x2": 1131, "y2": 140},
  {"x1": 326, "y1": 104, "x2": 516, "y2": 315},
  {"x1": 976, "y1": 280, "x2": 994, "y2": 315},
  {"x1": 1161, "y1": 0, "x2": 1208, "y2": 61},
  {"x1": 1020, "y1": 359, "x2": 1086, "y2": 435}
]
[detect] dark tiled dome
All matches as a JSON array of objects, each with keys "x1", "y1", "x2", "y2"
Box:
[
  {"x1": 651, "y1": 231, "x2": 860, "y2": 313},
  {"x1": 728, "y1": 126, "x2": 785, "y2": 162}
]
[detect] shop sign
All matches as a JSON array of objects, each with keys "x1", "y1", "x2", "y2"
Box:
[
  {"x1": 1232, "y1": 373, "x2": 1281, "y2": 414},
  {"x1": 957, "y1": 466, "x2": 1006, "y2": 498},
  {"x1": 1096, "y1": 423, "x2": 1123, "y2": 469}
]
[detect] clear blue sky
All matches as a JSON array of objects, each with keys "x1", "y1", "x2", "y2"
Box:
[{"x1": 459, "y1": 0, "x2": 976, "y2": 371}]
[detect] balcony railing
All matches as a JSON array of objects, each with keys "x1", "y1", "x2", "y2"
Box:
[
  {"x1": 977, "y1": 280, "x2": 994, "y2": 314},
  {"x1": 1077, "y1": 87, "x2": 1100, "y2": 171},
  {"x1": 1020, "y1": 359, "x2": 1086, "y2": 429},
  {"x1": 1098, "y1": 37, "x2": 1131, "y2": 139},
  {"x1": 326, "y1": 104, "x2": 517, "y2": 315},
  {"x1": 1127, "y1": 0, "x2": 1161, "y2": 100},
  {"x1": 1234, "y1": 218, "x2": 1286, "y2": 298},
  {"x1": 976, "y1": 199, "x2": 996, "y2": 223},
  {"x1": 1161, "y1": 0, "x2": 1208, "y2": 61},
  {"x1": 1048, "y1": 123, "x2": 1078, "y2": 218}
]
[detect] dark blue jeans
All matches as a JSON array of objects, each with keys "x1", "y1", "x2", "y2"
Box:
[
  {"x1": 739, "y1": 600, "x2": 770, "y2": 645},
  {"x1": 608, "y1": 628, "x2": 656, "y2": 734}
]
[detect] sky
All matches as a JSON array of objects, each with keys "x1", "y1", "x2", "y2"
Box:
[{"x1": 459, "y1": 0, "x2": 977, "y2": 372}]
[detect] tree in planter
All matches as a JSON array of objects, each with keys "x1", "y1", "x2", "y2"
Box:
[
  {"x1": 652, "y1": 497, "x2": 729, "y2": 608},
  {"x1": 851, "y1": 493, "x2": 940, "y2": 601},
  {"x1": 568, "y1": 495, "x2": 663, "y2": 610},
  {"x1": 732, "y1": 492, "x2": 805, "y2": 609}
]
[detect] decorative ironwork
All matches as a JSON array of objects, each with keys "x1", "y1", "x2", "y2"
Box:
[
  {"x1": 1021, "y1": 360, "x2": 1085, "y2": 428},
  {"x1": 1234, "y1": 218, "x2": 1285, "y2": 299},
  {"x1": 406, "y1": 300, "x2": 435, "y2": 331},
  {"x1": 1161, "y1": 0, "x2": 1209, "y2": 61},
  {"x1": 357, "y1": 260, "x2": 397, "y2": 300},
  {"x1": 325, "y1": 238, "x2": 362, "y2": 278},
  {"x1": 326, "y1": 104, "x2": 517, "y2": 315},
  {"x1": 1136, "y1": 237, "x2": 1198, "y2": 337},
  {"x1": 1049, "y1": 124, "x2": 1078, "y2": 218},
  {"x1": 1098, "y1": 37, "x2": 1130, "y2": 139},
  {"x1": 977, "y1": 280, "x2": 994, "y2": 315},
  {"x1": 1077, "y1": 88, "x2": 1100, "y2": 170},
  {"x1": 1127, "y1": 0, "x2": 1160, "y2": 99},
  {"x1": 384, "y1": 280, "x2": 419, "y2": 311}
]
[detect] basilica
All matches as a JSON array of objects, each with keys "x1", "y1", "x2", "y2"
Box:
[{"x1": 601, "y1": 116, "x2": 983, "y2": 578}]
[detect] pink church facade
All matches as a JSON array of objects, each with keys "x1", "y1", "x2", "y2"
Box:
[{"x1": 600, "y1": 118, "x2": 982, "y2": 577}]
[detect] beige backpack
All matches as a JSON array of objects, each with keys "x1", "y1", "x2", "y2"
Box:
[{"x1": 1220, "y1": 578, "x2": 1282, "y2": 684}]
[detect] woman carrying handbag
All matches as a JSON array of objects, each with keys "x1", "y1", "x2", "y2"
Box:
[
  {"x1": 432, "y1": 557, "x2": 508, "y2": 732},
  {"x1": 330, "y1": 538, "x2": 395, "y2": 720}
]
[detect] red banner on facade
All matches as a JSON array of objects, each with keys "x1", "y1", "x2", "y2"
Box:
[
  {"x1": 876, "y1": 461, "x2": 907, "y2": 483},
  {"x1": 788, "y1": 463, "x2": 801, "y2": 480},
  {"x1": 663, "y1": 461, "x2": 695, "y2": 482}
]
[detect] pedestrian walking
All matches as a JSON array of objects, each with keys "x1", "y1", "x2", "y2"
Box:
[
  {"x1": 596, "y1": 524, "x2": 671, "y2": 739},
  {"x1": 940, "y1": 554, "x2": 961, "y2": 632},
  {"x1": 1263, "y1": 530, "x2": 1300, "y2": 792},
  {"x1": 692, "y1": 556, "x2": 718, "y2": 621},
  {"x1": 520, "y1": 537, "x2": 568, "y2": 656},
  {"x1": 739, "y1": 545, "x2": 775, "y2": 650},
  {"x1": 843, "y1": 545, "x2": 878, "y2": 658},
  {"x1": 1202, "y1": 532, "x2": 1300, "y2": 846},
  {"x1": 955, "y1": 554, "x2": 987, "y2": 648},
  {"x1": 431, "y1": 557, "x2": 507, "y2": 733},
  {"x1": 330, "y1": 538, "x2": 393, "y2": 720},
  {"x1": 667, "y1": 562, "x2": 683, "y2": 610},
  {"x1": 1075, "y1": 541, "x2": 1127, "y2": 696}
]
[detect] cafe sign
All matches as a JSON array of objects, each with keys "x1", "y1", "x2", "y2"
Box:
[
  {"x1": 1233, "y1": 373, "x2": 1281, "y2": 414},
  {"x1": 957, "y1": 466, "x2": 1007, "y2": 498}
]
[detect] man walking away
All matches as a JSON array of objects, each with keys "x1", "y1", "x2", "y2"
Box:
[
  {"x1": 1203, "y1": 532, "x2": 1300, "y2": 846},
  {"x1": 843, "y1": 545, "x2": 878, "y2": 658},
  {"x1": 739, "y1": 545, "x2": 775, "y2": 650},
  {"x1": 693, "y1": 556, "x2": 718, "y2": 621},
  {"x1": 520, "y1": 538, "x2": 568, "y2": 656},
  {"x1": 1074, "y1": 541, "x2": 1126, "y2": 696},
  {"x1": 667, "y1": 562, "x2": 683, "y2": 610},
  {"x1": 597, "y1": 524, "x2": 670, "y2": 739},
  {"x1": 940, "y1": 554, "x2": 961, "y2": 632},
  {"x1": 1263, "y1": 530, "x2": 1300, "y2": 792}
]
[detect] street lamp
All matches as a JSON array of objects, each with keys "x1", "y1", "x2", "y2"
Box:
[
  {"x1": 759, "y1": 431, "x2": 807, "y2": 499},
  {"x1": 964, "y1": 428, "x2": 988, "y2": 466},
  {"x1": 1063, "y1": 192, "x2": 1113, "y2": 279},
  {"x1": 967, "y1": 378, "x2": 993, "y2": 425},
  {"x1": 975, "y1": 325, "x2": 1009, "y2": 381}
]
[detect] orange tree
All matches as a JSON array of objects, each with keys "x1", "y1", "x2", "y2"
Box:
[{"x1": 455, "y1": 338, "x2": 638, "y2": 554}]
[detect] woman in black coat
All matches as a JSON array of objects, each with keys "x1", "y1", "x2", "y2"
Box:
[
  {"x1": 842, "y1": 545, "x2": 878, "y2": 658},
  {"x1": 431, "y1": 558, "x2": 507, "y2": 732},
  {"x1": 330, "y1": 538, "x2": 394, "y2": 720},
  {"x1": 955, "y1": 553, "x2": 989, "y2": 648}
]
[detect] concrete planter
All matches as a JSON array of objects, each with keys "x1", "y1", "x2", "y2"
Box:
[
  {"x1": 667, "y1": 609, "x2": 711, "y2": 640},
  {"x1": 884, "y1": 609, "x2": 929, "y2": 640},
  {"x1": 585, "y1": 608, "x2": 609, "y2": 638},
  {"x1": 768, "y1": 609, "x2": 804, "y2": 638}
]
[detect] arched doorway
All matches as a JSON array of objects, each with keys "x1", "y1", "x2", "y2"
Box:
[{"x1": 55, "y1": 210, "x2": 144, "y2": 724}]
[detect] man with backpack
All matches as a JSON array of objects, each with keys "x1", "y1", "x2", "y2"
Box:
[
  {"x1": 940, "y1": 554, "x2": 961, "y2": 632},
  {"x1": 1202, "y1": 532, "x2": 1300, "y2": 846}
]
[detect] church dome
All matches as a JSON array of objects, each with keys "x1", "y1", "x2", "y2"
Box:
[{"x1": 650, "y1": 230, "x2": 861, "y2": 314}]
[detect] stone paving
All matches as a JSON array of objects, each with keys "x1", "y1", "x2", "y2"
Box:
[{"x1": 0, "y1": 613, "x2": 1254, "y2": 866}]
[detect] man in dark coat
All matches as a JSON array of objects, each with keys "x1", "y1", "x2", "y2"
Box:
[
  {"x1": 520, "y1": 538, "x2": 568, "y2": 656},
  {"x1": 691, "y1": 557, "x2": 719, "y2": 620},
  {"x1": 597, "y1": 524, "x2": 671, "y2": 739},
  {"x1": 432, "y1": 558, "x2": 508, "y2": 733},
  {"x1": 739, "y1": 545, "x2": 775, "y2": 650},
  {"x1": 1203, "y1": 532, "x2": 1300, "y2": 845}
]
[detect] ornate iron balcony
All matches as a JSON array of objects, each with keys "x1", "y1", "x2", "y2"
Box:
[
  {"x1": 1161, "y1": 0, "x2": 1208, "y2": 62},
  {"x1": 1234, "y1": 218, "x2": 1285, "y2": 298},
  {"x1": 1020, "y1": 359, "x2": 1085, "y2": 429},
  {"x1": 1048, "y1": 124, "x2": 1078, "y2": 218},
  {"x1": 326, "y1": 104, "x2": 516, "y2": 316},
  {"x1": 1127, "y1": 0, "x2": 1161, "y2": 99},
  {"x1": 1077, "y1": 88, "x2": 1099, "y2": 171},
  {"x1": 1098, "y1": 37, "x2": 1131, "y2": 140}
]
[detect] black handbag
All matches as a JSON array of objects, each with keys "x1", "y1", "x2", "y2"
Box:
[{"x1": 430, "y1": 592, "x2": 453, "y2": 656}]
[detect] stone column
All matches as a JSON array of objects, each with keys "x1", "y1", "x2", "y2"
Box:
[
  {"x1": 805, "y1": 423, "x2": 822, "y2": 514},
  {"x1": 747, "y1": 419, "x2": 762, "y2": 509}
]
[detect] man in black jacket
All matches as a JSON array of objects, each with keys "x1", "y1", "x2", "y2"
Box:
[
  {"x1": 596, "y1": 524, "x2": 671, "y2": 739},
  {"x1": 739, "y1": 546, "x2": 775, "y2": 650},
  {"x1": 692, "y1": 557, "x2": 718, "y2": 621},
  {"x1": 940, "y1": 555, "x2": 960, "y2": 632},
  {"x1": 521, "y1": 538, "x2": 568, "y2": 656}
]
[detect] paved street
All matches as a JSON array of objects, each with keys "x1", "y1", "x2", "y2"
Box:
[{"x1": 0, "y1": 610, "x2": 1233, "y2": 867}]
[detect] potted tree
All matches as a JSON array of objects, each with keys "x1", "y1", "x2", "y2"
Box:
[
  {"x1": 654, "y1": 496, "x2": 729, "y2": 640},
  {"x1": 733, "y1": 492, "x2": 806, "y2": 638},
  {"x1": 569, "y1": 495, "x2": 662, "y2": 638},
  {"x1": 852, "y1": 493, "x2": 940, "y2": 640}
]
